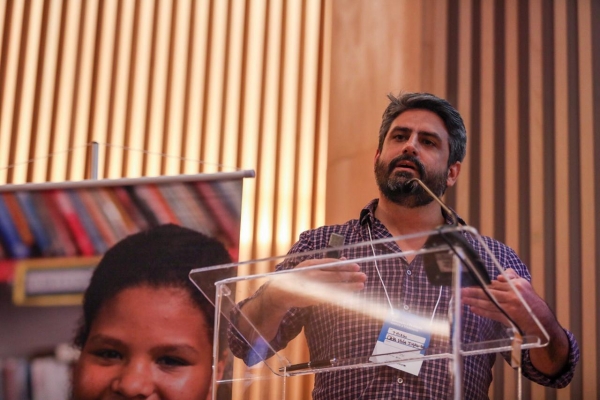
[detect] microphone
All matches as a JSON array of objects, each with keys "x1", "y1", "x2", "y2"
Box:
[
  {"x1": 407, "y1": 178, "x2": 491, "y2": 287},
  {"x1": 408, "y1": 179, "x2": 527, "y2": 338},
  {"x1": 326, "y1": 233, "x2": 345, "y2": 258}
]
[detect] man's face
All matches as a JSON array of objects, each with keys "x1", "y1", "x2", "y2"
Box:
[{"x1": 374, "y1": 109, "x2": 460, "y2": 207}]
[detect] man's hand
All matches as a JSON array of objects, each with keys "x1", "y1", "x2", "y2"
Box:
[
  {"x1": 461, "y1": 268, "x2": 542, "y2": 332},
  {"x1": 237, "y1": 258, "x2": 366, "y2": 346},
  {"x1": 461, "y1": 268, "x2": 570, "y2": 377},
  {"x1": 265, "y1": 258, "x2": 367, "y2": 310}
]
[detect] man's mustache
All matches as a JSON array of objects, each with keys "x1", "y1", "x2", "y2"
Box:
[{"x1": 387, "y1": 154, "x2": 426, "y2": 178}]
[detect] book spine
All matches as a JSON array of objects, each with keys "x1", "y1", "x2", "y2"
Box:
[
  {"x1": 77, "y1": 190, "x2": 118, "y2": 248},
  {"x1": 124, "y1": 186, "x2": 160, "y2": 227},
  {"x1": 40, "y1": 192, "x2": 78, "y2": 257},
  {"x1": 51, "y1": 190, "x2": 96, "y2": 256},
  {"x1": 0, "y1": 196, "x2": 30, "y2": 259},
  {"x1": 90, "y1": 188, "x2": 130, "y2": 240},
  {"x1": 103, "y1": 188, "x2": 139, "y2": 236},
  {"x1": 156, "y1": 184, "x2": 205, "y2": 232},
  {"x1": 1, "y1": 193, "x2": 35, "y2": 248},
  {"x1": 14, "y1": 191, "x2": 54, "y2": 256},
  {"x1": 0, "y1": 259, "x2": 17, "y2": 282},
  {"x1": 133, "y1": 185, "x2": 180, "y2": 225},
  {"x1": 182, "y1": 183, "x2": 218, "y2": 236},
  {"x1": 67, "y1": 190, "x2": 108, "y2": 254},
  {"x1": 168, "y1": 183, "x2": 217, "y2": 234},
  {"x1": 195, "y1": 182, "x2": 240, "y2": 244},
  {"x1": 2, "y1": 357, "x2": 29, "y2": 400},
  {"x1": 30, "y1": 357, "x2": 70, "y2": 400},
  {"x1": 113, "y1": 187, "x2": 150, "y2": 231}
]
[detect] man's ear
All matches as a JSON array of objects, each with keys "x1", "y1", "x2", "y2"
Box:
[
  {"x1": 374, "y1": 149, "x2": 381, "y2": 163},
  {"x1": 446, "y1": 162, "x2": 461, "y2": 187}
]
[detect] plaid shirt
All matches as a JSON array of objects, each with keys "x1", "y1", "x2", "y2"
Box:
[{"x1": 230, "y1": 200, "x2": 579, "y2": 399}]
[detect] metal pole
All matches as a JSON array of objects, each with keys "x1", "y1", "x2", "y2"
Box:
[
  {"x1": 90, "y1": 142, "x2": 99, "y2": 180},
  {"x1": 452, "y1": 255, "x2": 463, "y2": 400}
]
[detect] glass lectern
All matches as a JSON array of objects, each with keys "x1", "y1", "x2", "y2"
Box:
[{"x1": 190, "y1": 226, "x2": 548, "y2": 400}]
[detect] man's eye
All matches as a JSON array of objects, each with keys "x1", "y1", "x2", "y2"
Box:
[{"x1": 157, "y1": 356, "x2": 190, "y2": 368}]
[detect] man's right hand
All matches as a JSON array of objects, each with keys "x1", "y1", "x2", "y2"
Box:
[
  {"x1": 236, "y1": 258, "x2": 366, "y2": 347},
  {"x1": 264, "y1": 258, "x2": 367, "y2": 310}
]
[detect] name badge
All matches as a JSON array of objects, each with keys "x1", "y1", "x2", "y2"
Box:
[{"x1": 369, "y1": 309, "x2": 432, "y2": 376}]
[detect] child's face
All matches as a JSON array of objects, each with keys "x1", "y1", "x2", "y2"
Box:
[{"x1": 72, "y1": 286, "x2": 215, "y2": 400}]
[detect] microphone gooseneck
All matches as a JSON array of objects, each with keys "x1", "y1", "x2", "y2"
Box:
[
  {"x1": 409, "y1": 177, "x2": 523, "y2": 335},
  {"x1": 406, "y1": 178, "x2": 458, "y2": 225}
]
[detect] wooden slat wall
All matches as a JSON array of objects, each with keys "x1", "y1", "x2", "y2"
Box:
[
  {"x1": 0, "y1": 0, "x2": 329, "y2": 266},
  {"x1": 328, "y1": 0, "x2": 597, "y2": 399},
  {"x1": 0, "y1": 1, "x2": 328, "y2": 398},
  {"x1": 443, "y1": 1, "x2": 596, "y2": 398}
]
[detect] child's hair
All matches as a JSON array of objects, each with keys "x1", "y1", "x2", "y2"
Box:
[{"x1": 74, "y1": 223, "x2": 232, "y2": 348}]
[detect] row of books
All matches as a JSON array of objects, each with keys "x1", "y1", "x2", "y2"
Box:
[
  {"x1": 0, "y1": 179, "x2": 243, "y2": 262},
  {"x1": 0, "y1": 343, "x2": 77, "y2": 400}
]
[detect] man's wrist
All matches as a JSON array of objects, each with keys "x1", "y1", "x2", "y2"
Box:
[{"x1": 259, "y1": 280, "x2": 291, "y2": 314}]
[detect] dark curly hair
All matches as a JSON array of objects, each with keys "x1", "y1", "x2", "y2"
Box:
[
  {"x1": 378, "y1": 92, "x2": 467, "y2": 166},
  {"x1": 73, "y1": 223, "x2": 233, "y2": 348}
]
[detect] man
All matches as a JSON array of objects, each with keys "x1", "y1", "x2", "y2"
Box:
[{"x1": 230, "y1": 92, "x2": 579, "y2": 399}]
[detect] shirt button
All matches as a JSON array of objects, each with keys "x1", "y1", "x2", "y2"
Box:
[
  {"x1": 406, "y1": 270, "x2": 412, "y2": 276},
  {"x1": 397, "y1": 378, "x2": 404, "y2": 384},
  {"x1": 403, "y1": 304, "x2": 409, "y2": 310}
]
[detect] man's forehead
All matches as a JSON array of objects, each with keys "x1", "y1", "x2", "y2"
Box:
[{"x1": 389, "y1": 109, "x2": 449, "y2": 136}]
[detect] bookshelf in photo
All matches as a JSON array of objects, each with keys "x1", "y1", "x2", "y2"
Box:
[
  {"x1": 0, "y1": 170, "x2": 255, "y2": 303},
  {"x1": 0, "y1": 170, "x2": 255, "y2": 398}
]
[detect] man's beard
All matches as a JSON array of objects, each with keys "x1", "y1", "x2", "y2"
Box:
[{"x1": 374, "y1": 154, "x2": 449, "y2": 208}]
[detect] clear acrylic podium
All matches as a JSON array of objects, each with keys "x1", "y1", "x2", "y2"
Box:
[{"x1": 190, "y1": 226, "x2": 549, "y2": 400}]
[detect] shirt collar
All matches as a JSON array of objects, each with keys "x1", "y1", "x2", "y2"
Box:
[{"x1": 359, "y1": 198, "x2": 466, "y2": 228}]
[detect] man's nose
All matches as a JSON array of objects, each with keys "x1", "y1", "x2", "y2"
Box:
[
  {"x1": 402, "y1": 135, "x2": 419, "y2": 155},
  {"x1": 111, "y1": 360, "x2": 155, "y2": 398}
]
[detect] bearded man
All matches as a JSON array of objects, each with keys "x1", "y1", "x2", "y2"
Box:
[{"x1": 229, "y1": 92, "x2": 579, "y2": 399}]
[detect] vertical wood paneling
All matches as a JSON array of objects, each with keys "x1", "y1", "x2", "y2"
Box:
[
  {"x1": 454, "y1": 0, "x2": 472, "y2": 220},
  {"x1": 467, "y1": 0, "x2": 481, "y2": 229},
  {"x1": 420, "y1": 0, "x2": 447, "y2": 96},
  {"x1": 312, "y1": 0, "x2": 330, "y2": 228},
  {"x1": 237, "y1": 0, "x2": 265, "y2": 257},
  {"x1": 68, "y1": 0, "x2": 99, "y2": 181},
  {"x1": 1, "y1": 2, "x2": 329, "y2": 398},
  {"x1": 577, "y1": 1, "x2": 597, "y2": 398},
  {"x1": 180, "y1": 0, "x2": 208, "y2": 174},
  {"x1": 503, "y1": 0, "x2": 519, "y2": 266},
  {"x1": 447, "y1": 0, "x2": 594, "y2": 398},
  {"x1": 3, "y1": 0, "x2": 26, "y2": 183},
  {"x1": 28, "y1": 0, "x2": 56, "y2": 183},
  {"x1": 444, "y1": 0, "x2": 459, "y2": 209},
  {"x1": 553, "y1": 2, "x2": 571, "y2": 400},
  {"x1": 565, "y1": 1, "x2": 583, "y2": 398},
  {"x1": 516, "y1": 0, "x2": 530, "y2": 280},
  {"x1": 20, "y1": 0, "x2": 43, "y2": 184},
  {"x1": 528, "y1": 2, "x2": 546, "y2": 398},
  {"x1": 479, "y1": 0, "x2": 495, "y2": 238},
  {"x1": 589, "y1": 2, "x2": 600, "y2": 399}
]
